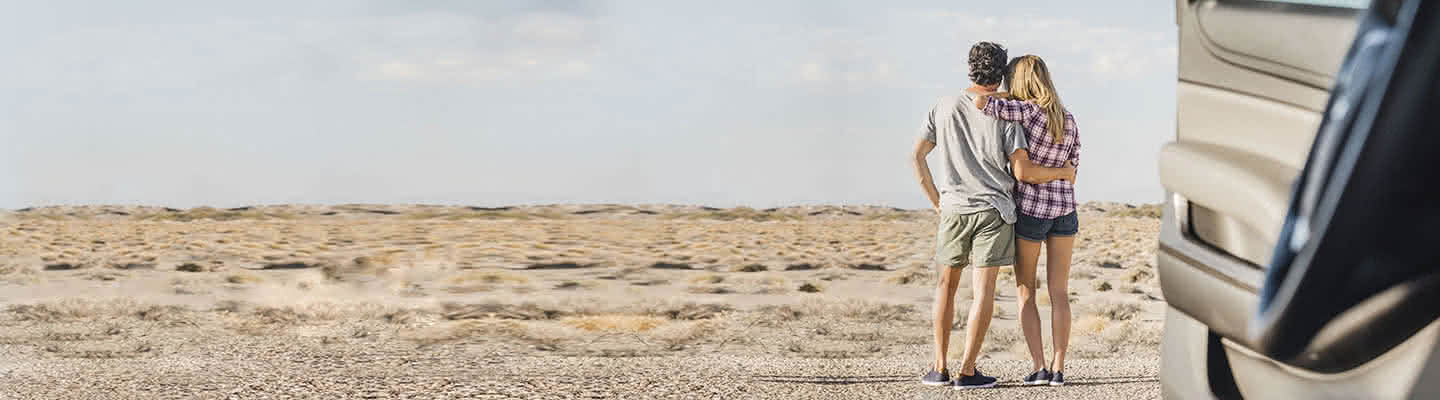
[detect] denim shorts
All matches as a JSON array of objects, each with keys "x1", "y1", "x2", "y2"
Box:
[{"x1": 1014, "y1": 211, "x2": 1079, "y2": 242}]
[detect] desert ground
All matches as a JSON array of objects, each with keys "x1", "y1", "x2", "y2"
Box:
[{"x1": 0, "y1": 202, "x2": 1163, "y2": 399}]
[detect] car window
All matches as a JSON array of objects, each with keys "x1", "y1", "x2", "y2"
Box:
[{"x1": 1258, "y1": 0, "x2": 1371, "y2": 9}]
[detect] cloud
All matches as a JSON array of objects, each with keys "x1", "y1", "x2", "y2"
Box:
[
  {"x1": 350, "y1": 12, "x2": 607, "y2": 85},
  {"x1": 756, "y1": 9, "x2": 1173, "y2": 90},
  {"x1": 915, "y1": 11, "x2": 1174, "y2": 83},
  {"x1": 3, "y1": 9, "x2": 609, "y2": 91}
]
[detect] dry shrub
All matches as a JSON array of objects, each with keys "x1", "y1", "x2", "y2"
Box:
[
  {"x1": 1126, "y1": 268, "x2": 1154, "y2": 283},
  {"x1": 829, "y1": 300, "x2": 914, "y2": 322},
  {"x1": 753, "y1": 304, "x2": 805, "y2": 326},
  {"x1": 1092, "y1": 280, "x2": 1113, "y2": 292},
  {"x1": 134, "y1": 305, "x2": 193, "y2": 326},
  {"x1": 0, "y1": 263, "x2": 41, "y2": 284},
  {"x1": 886, "y1": 268, "x2": 931, "y2": 285},
  {"x1": 226, "y1": 272, "x2": 264, "y2": 284},
  {"x1": 982, "y1": 326, "x2": 1022, "y2": 353},
  {"x1": 1090, "y1": 301, "x2": 1142, "y2": 321},
  {"x1": 563, "y1": 315, "x2": 666, "y2": 333},
  {"x1": 489, "y1": 321, "x2": 568, "y2": 351},
  {"x1": 649, "y1": 320, "x2": 718, "y2": 351},
  {"x1": 1076, "y1": 314, "x2": 1110, "y2": 334},
  {"x1": 8, "y1": 300, "x2": 126, "y2": 322},
  {"x1": 446, "y1": 302, "x2": 566, "y2": 320},
  {"x1": 685, "y1": 286, "x2": 733, "y2": 294},
  {"x1": 687, "y1": 275, "x2": 725, "y2": 285},
  {"x1": 384, "y1": 308, "x2": 435, "y2": 325},
  {"x1": 1100, "y1": 321, "x2": 1139, "y2": 349},
  {"x1": 641, "y1": 302, "x2": 732, "y2": 320},
  {"x1": 175, "y1": 263, "x2": 208, "y2": 272},
  {"x1": 735, "y1": 264, "x2": 768, "y2": 272},
  {"x1": 797, "y1": 282, "x2": 823, "y2": 293},
  {"x1": 449, "y1": 271, "x2": 529, "y2": 285},
  {"x1": 1106, "y1": 204, "x2": 1163, "y2": 218}
]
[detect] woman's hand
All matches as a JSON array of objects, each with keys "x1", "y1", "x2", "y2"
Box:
[{"x1": 1064, "y1": 160, "x2": 1078, "y2": 184}]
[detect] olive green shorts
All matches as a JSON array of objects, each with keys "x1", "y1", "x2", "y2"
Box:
[{"x1": 934, "y1": 208, "x2": 1016, "y2": 268}]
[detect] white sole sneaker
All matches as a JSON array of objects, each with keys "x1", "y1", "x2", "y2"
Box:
[
  {"x1": 920, "y1": 380, "x2": 949, "y2": 386},
  {"x1": 1024, "y1": 380, "x2": 1050, "y2": 385},
  {"x1": 1049, "y1": 381, "x2": 1065, "y2": 387}
]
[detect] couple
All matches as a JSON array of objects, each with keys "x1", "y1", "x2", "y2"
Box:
[{"x1": 910, "y1": 41, "x2": 1081, "y2": 390}]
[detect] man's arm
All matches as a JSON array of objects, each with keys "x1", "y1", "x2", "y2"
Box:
[
  {"x1": 1010, "y1": 149, "x2": 1076, "y2": 184},
  {"x1": 912, "y1": 138, "x2": 942, "y2": 211},
  {"x1": 972, "y1": 91, "x2": 1012, "y2": 110}
]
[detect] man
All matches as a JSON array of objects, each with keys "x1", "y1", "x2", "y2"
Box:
[{"x1": 911, "y1": 41, "x2": 1075, "y2": 390}]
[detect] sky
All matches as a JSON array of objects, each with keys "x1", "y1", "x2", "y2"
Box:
[{"x1": 0, "y1": 0, "x2": 1178, "y2": 209}]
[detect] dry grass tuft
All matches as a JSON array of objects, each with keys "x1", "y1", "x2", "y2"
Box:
[
  {"x1": 1076, "y1": 314, "x2": 1111, "y2": 334},
  {"x1": 1092, "y1": 280, "x2": 1113, "y2": 292},
  {"x1": 666, "y1": 207, "x2": 801, "y2": 222},
  {"x1": 687, "y1": 274, "x2": 725, "y2": 285},
  {"x1": 886, "y1": 268, "x2": 931, "y2": 285},
  {"x1": 449, "y1": 271, "x2": 529, "y2": 285},
  {"x1": 225, "y1": 272, "x2": 264, "y2": 284},
  {"x1": 563, "y1": 315, "x2": 666, "y2": 333},
  {"x1": 649, "y1": 320, "x2": 718, "y2": 350},
  {"x1": 10, "y1": 302, "x2": 96, "y2": 322},
  {"x1": 384, "y1": 309, "x2": 435, "y2": 325},
  {"x1": 1126, "y1": 268, "x2": 1154, "y2": 283},
  {"x1": 735, "y1": 264, "x2": 768, "y2": 272},
  {"x1": 1105, "y1": 204, "x2": 1164, "y2": 218},
  {"x1": 685, "y1": 285, "x2": 733, "y2": 294},
  {"x1": 1089, "y1": 301, "x2": 1143, "y2": 322},
  {"x1": 175, "y1": 263, "x2": 209, "y2": 272},
  {"x1": 134, "y1": 305, "x2": 193, "y2": 326},
  {"x1": 797, "y1": 282, "x2": 823, "y2": 293},
  {"x1": 829, "y1": 300, "x2": 914, "y2": 322}
]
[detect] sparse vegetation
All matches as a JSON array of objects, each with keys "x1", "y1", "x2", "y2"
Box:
[
  {"x1": 563, "y1": 315, "x2": 666, "y2": 333},
  {"x1": 225, "y1": 272, "x2": 264, "y2": 284},
  {"x1": 1106, "y1": 203, "x2": 1164, "y2": 218},
  {"x1": 1093, "y1": 280, "x2": 1113, "y2": 292}
]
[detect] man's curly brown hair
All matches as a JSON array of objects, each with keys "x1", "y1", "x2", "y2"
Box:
[{"x1": 968, "y1": 41, "x2": 1008, "y2": 86}]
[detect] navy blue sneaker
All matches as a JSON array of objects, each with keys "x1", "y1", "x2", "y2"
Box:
[
  {"x1": 1049, "y1": 371, "x2": 1065, "y2": 386},
  {"x1": 1023, "y1": 369, "x2": 1052, "y2": 385},
  {"x1": 921, "y1": 368, "x2": 950, "y2": 386},
  {"x1": 952, "y1": 368, "x2": 999, "y2": 390}
]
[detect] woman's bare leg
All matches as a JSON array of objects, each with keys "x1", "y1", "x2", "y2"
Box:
[
  {"x1": 1014, "y1": 238, "x2": 1047, "y2": 372},
  {"x1": 1045, "y1": 236, "x2": 1075, "y2": 373}
]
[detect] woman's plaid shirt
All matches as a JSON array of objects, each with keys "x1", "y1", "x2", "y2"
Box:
[{"x1": 982, "y1": 97, "x2": 1081, "y2": 219}]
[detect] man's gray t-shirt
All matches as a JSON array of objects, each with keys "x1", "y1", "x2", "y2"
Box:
[{"x1": 919, "y1": 91, "x2": 1028, "y2": 224}]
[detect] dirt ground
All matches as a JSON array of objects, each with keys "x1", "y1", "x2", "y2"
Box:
[{"x1": 0, "y1": 202, "x2": 1163, "y2": 398}]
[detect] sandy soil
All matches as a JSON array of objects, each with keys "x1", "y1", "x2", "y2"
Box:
[{"x1": 0, "y1": 202, "x2": 1162, "y2": 399}]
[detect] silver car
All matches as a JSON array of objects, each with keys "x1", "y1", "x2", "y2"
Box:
[{"x1": 1160, "y1": 0, "x2": 1440, "y2": 398}]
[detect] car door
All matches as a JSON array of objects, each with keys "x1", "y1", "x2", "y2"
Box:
[{"x1": 1159, "y1": 0, "x2": 1440, "y2": 398}]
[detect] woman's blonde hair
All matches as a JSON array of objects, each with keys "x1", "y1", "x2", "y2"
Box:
[{"x1": 1006, "y1": 55, "x2": 1067, "y2": 142}]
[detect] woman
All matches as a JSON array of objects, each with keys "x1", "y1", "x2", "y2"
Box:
[{"x1": 974, "y1": 55, "x2": 1080, "y2": 387}]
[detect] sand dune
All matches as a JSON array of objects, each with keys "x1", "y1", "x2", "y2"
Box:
[{"x1": 0, "y1": 202, "x2": 1163, "y2": 398}]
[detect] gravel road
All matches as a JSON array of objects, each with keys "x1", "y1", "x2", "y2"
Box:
[{"x1": 0, "y1": 340, "x2": 1159, "y2": 399}]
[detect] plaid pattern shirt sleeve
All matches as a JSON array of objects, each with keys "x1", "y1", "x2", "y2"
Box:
[
  {"x1": 1066, "y1": 114, "x2": 1079, "y2": 167},
  {"x1": 982, "y1": 96, "x2": 1041, "y2": 125}
]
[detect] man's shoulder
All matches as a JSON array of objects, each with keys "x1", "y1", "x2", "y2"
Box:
[{"x1": 932, "y1": 95, "x2": 964, "y2": 108}]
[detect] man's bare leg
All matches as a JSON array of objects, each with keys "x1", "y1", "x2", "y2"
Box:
[
  {"x1": 1014, "y1": 239, "x2": 1047, "y2": 372},
  {"x1": 932, "y1": 263, "x2": 966, "y2": 371},
  {"x1": 958, "y1": 266, "x2": 999, "y2": 376}
]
